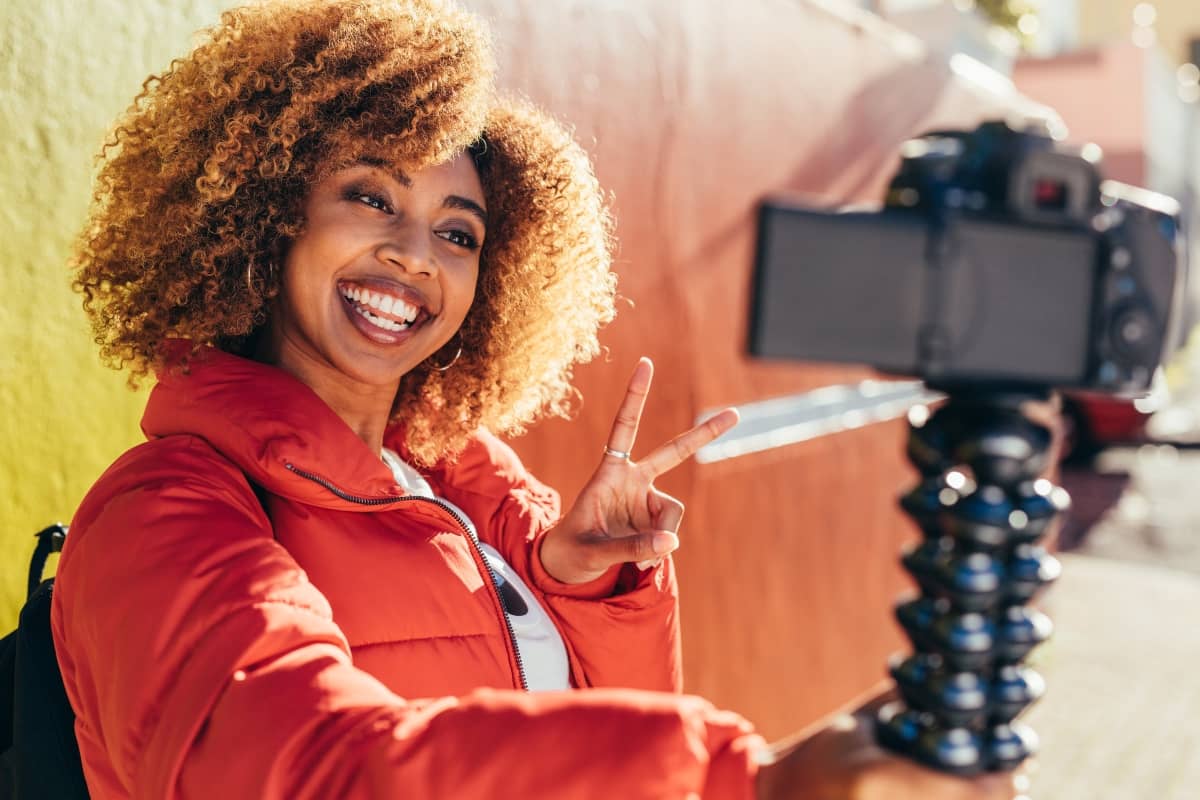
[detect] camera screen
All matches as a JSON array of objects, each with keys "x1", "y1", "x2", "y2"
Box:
[
  {"x1": 940, "y1": 219, "x2": 1098, "y2": 384},
  {"x1": 750, "y1": 205, "x2": 1101, "y2": 385},
  {"x1": 750, "y1": 206, "x2": 928, "y2": 374}
]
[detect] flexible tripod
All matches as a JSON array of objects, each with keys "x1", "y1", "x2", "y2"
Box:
[{"x1": 876, "y1": 386, "x2": 1069, "y2": 775}]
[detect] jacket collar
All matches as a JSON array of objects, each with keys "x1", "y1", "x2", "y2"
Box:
[{"x1": 141, "y1": 344, "x2": 407, "y2": 510}]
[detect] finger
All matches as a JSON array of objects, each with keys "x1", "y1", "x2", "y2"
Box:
[
  {"x1": 589, "y1": 530, "x2": 678, "y2": 572},
  {"x1": 640, "y1": 407, "x2": 739, "y2": 477},
  {"x1": 649, "y1": 489, "x2": 684, "y2": 533},
  {"x1": 941, "y1": 770, "x2": 1021, "y2": 800},
  {"x1": 604, "y1": 357, "x2": 653, "y2": 460},
  {"x1": 972, "y1": 771, "x2": 1026, "y2": 800},
  {"x1": 636, "y1": 491, "x2": 681, "y2": 569}
]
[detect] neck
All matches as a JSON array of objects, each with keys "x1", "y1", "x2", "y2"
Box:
[
  {"x1": 254, "y1": 336, "x2": 399, "y2": 456},
  {"x1": 307, "y1": 379, "x2": 395, "y2": 455},
  {"x1": 293, "y1": 368, "x2": 398, "y2": 456}
]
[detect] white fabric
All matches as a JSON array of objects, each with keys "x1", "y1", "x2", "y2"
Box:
[{"x1": 380, "y1": 448, "x2": 571, "y2": 691}]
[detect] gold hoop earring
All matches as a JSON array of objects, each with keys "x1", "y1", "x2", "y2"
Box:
[{"x1": 430, "y1": 342, "x2": 463, "y2": 372}]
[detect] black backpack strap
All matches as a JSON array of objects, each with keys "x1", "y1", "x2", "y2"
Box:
[{"x1": 27, "y1": 525, "x2": 66, "y2": 601}]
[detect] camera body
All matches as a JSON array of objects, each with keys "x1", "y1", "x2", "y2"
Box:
[{"x1": 750, "y1": 120, "x2": 1186, "y2": 392}]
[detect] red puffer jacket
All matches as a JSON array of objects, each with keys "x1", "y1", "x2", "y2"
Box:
[{"x1": 50, "y1": 347, "x2": 762, "y2": 799}]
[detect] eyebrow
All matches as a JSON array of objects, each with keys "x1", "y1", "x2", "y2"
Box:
[
  {"x1": 355, "y1": 156, "x2": 487, "y2": 228},
  {"x1": 356, "y1": 156, "x2": 412, "y2": 187},
  {"x1": 444, "y1": 195, "x2": 488, "y2": 228}
]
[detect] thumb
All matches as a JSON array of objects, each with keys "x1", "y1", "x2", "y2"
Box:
[{"x1": 590, "y1": 530, "x2": 678, "y2": 570}]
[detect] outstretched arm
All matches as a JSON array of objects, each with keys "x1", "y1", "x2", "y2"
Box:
[{"x1": 52, "y1": 442, "x2": 763, "y2": 799}]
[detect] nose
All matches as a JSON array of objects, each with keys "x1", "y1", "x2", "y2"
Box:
[{"x1": 375, "y1": 227, "x2": 437, "y2": 278}]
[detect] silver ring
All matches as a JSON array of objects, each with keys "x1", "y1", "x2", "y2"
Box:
[{"x1": 603, "y1": 446, "x2": 631, "y2": 460}]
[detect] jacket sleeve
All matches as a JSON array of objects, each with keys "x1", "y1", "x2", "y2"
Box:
[
  {"x1": 51, "y1": 439, "x2": 760, "y2": 800},
  {"x1": 440, "y1": 431, "x2": 685, "y2": 693}
]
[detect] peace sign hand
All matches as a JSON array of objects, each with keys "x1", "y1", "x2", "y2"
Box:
[{"x1": 538, "y1": 358, "x2": 739, "y2": 585}]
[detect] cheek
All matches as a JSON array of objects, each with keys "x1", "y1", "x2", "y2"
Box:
[
  {"x1": 448, "y1": 262, "x2": 480, "y2": 311},
  {"x1": 454, "y1": 269, "x2": 480, "y2": 320},
  {"x1": 277, "y1": 245, "x2": 334, "y2": 325}
]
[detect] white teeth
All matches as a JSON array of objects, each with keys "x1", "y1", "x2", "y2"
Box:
[
  {"x1": 340, "y1": 285, "x2": 419, "y2": 324},
  {"x1": 353, "y1": 304, "x2": 409, "y2": 332}
]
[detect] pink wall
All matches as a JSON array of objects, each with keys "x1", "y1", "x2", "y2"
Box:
[{"x1": 1014, "y1": 42, "x2": 1148, "y2": 184}]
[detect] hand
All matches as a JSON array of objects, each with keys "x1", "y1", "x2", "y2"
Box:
[
  {"x1": 538, "y1": 357, "x2": 739, "y2": 584},
  {"x1": 756, "y1": 707, "x2": 1029, "y2": 800}
]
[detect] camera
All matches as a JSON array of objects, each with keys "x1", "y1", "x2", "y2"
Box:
[{"x1": 749, "y1": 120, "x2": 1186, "y2": 393}]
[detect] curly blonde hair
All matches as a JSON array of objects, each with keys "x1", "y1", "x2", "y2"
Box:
[{"x1": 72, "y1": 0, "x2": 616, "y2": 464}]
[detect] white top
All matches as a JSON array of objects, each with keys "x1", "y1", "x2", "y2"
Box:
[{"x1": 381, "y1": 449, "x2": 571, "y2": 692}]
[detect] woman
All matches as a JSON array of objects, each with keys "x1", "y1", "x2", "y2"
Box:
[{"x1": 54, "y1": 0, "x2": 1021, "y2": 797}]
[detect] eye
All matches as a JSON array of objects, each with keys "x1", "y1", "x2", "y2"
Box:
[
  {"x1": 437, "y1": 229, "x2": 481, "y2": 251},
  {"x1": 354, "y1": 192, "x2": 392, "y2": 213},
  {"x1": 342, "y1": 184, "x2": 393, "y2": 214}
]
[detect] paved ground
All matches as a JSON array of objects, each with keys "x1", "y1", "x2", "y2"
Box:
[
  {"x1": 1064, "y1": 446, "x2": 1200, "y2": 576},
  {"x1": 1022, "y1": 447, "x2": 1200, "y2": 799}
]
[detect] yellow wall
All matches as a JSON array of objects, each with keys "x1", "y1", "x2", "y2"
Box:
[
  {"x1": 1077, "y1": 0, "x2": 1200, "y2": 67},
  {"x1": 0, "y1": 0, "x2": 238, "y2": 627}
]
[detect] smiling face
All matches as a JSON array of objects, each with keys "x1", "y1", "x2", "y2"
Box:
[{"x1": 262, "y1": 152, "x2": 486, "y2": 398}]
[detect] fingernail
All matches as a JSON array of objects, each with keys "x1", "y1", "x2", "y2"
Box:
[{"x1": 651, "y1": 532, "x2": 678, "y2": 555}]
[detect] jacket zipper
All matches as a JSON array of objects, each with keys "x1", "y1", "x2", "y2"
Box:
[{"x1": 284, "y1": 462, "x2": 530, "y2": 691}]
